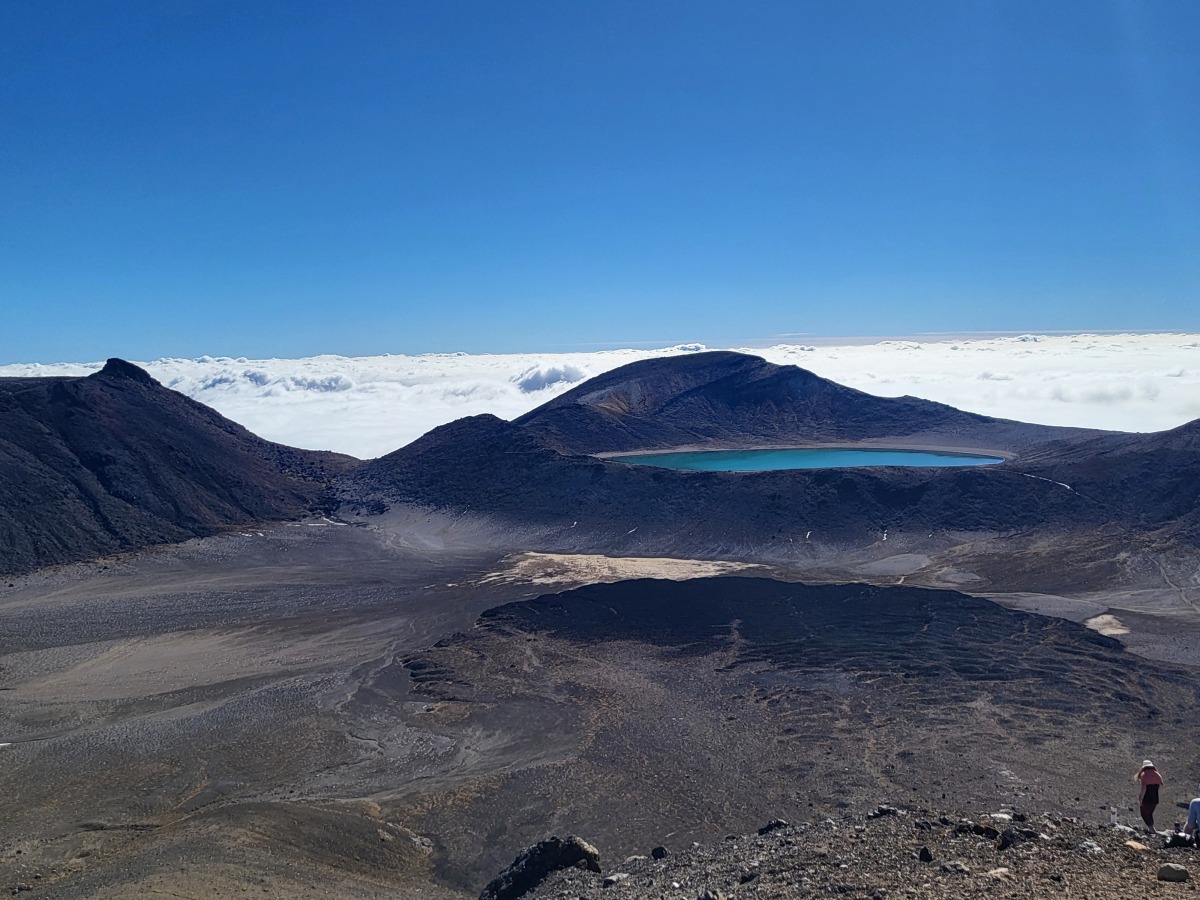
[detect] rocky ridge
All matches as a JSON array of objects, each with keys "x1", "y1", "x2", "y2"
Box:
[
  {"x1": 505, "y1": 809, "x2": 1197, "y2": 900},
  {"x1": 513, "y1": 351, "x2": 1094, "y2": 454}
]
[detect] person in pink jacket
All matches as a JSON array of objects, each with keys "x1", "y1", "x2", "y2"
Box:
[{"x1": 1135, "y1": 760, "x2": 1163, "y2": 834}]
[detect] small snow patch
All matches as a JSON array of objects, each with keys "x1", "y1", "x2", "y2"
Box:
[{"x1": 1084, "y1": 614, "x2": 1130, "y2": 636}]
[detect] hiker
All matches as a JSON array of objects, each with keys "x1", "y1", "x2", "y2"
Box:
[
  {"x1": 1185, "y1": 785, "x2": 1200, "y2": 840},
  {"x1": 1135, "y1": 760, "x2": 1163, "y2": 834}
]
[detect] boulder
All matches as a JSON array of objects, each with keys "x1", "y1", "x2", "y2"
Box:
[
  {"x1": 1076, "y1": 841, "x2": 1104, "y2": 856},
  {"x1": 867, "y1": 805, "x2": 900, "y2": 820},
  {"x1": 651, "y1": 845, "x2": 669, "y2": 860},
  {"x1": 1158, "y1": 864, "x2": 1189, "y2": 883},
  {"x1": 758, "y1": 818, "x2": 790, "y2": 835},
  {"x1": 917, "y1": 846, "x2": 934, "y2": 863},
  {"x1": 954, "y1": 821, "x2": 1000, "y2": 839},
  {"x1": 995, "y1": 826, "x2": 1041, "y2": 851},
  {"x1": 479, "y1": 835, "x2": 602, "y2": 900}
]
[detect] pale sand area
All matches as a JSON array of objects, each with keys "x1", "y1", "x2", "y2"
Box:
[{"x1": 479, "y1": 551, "x2": 767, "y2": 586}]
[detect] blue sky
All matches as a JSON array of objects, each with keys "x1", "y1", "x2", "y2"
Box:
[{"x1": 2, "y1": 1, "x2": 1198, "y2": 363}]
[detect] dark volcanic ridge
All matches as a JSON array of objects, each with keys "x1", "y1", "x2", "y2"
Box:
[
  {"x1": 6, "y1": 350, "x2": 1200, "y2": 577},
  {"x1": 387, "y1": 576, "x2": 1200, "y2": 892},
  {"x1": 342, "y1": 351, "x2": 1200, "y2": 558},
  {"x1": 513, "y1": 350, "x2": 1101, "y2": 454},
  {"x1": 345, "y1": 413, "x2": 1112, "y2": 556},
  {"x1": 0, "y1": 359, "x2": 354, "y2": 575}
]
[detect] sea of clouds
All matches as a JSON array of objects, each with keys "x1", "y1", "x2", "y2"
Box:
[{"x1": 4, "y1": 333, "x2": 1198, "y2": 459}]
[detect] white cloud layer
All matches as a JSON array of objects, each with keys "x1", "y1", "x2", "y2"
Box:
[{"x1": 3, "y1": 334, "x2": 1198, "y2": 459}]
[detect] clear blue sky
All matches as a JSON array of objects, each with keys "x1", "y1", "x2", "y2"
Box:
[{"x1": 2, "y1": 0, "x2": 1198, "y2": 362}]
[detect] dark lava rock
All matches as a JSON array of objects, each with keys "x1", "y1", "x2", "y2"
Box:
[
  {"x1": 479, "y1": 835, "x2": 602, "y2": 900},
  {"x1": 955, "y1": 821, "x2": 1001, "y2": 839},
  {"x1": 917, "y1": 846, "x2": 934, "y2": 863},
  {"x1": 1158, "y1": 863, "x2": 1189, "y2": 882},
  {"x1": 867, "y1": 805, "x2": 900, "y2": 820},
  {"x1": 651, "y1": 846, "x2": 669, "y2": 860},
  {"x1": 757, "y1": 819, "x2": 789, "y2": 835}
]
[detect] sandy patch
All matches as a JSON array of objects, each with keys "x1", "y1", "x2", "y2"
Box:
[
  {"x1": 1084, "y1": 614, "x2": 1131, "y2": 636},
  {"x1": 6, "y1": 626, "x2": 383, "y2": 702},
  {"x1": 931, "y1": 568, "x2": 983, "y2": 585},
  {"x1": 852, "y1": 554, "x2": 931, "y2": 577},
  {"x1": 480, "y1": 552, "x2": 763, "y2": 587}
]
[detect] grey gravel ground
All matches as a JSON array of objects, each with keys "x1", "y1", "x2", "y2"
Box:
[{"x1": 3, "y1": 518, "x2": 1199, "y2": 899}]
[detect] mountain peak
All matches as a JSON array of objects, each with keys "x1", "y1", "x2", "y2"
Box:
[{"x1": 93, "y1": 357, "x2": 158, "y2": 386}]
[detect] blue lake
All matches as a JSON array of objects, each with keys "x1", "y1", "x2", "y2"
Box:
[{"x1": 611, "y1": 448, "x2": 1006, "y2": 472}]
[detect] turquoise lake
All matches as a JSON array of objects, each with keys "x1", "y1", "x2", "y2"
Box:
[{"x1": 611, "y1": 448, "x2": 1005, "y2": 472}]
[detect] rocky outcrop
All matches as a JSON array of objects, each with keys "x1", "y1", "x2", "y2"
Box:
[
  {"x1": 478, "y1": 835, "x2": 601, "y2": 900},
  {"x1": 490, "y1": 813, "x2": 1197, "y2": 899}
]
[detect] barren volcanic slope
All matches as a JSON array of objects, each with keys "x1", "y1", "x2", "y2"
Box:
[
  {"x1": 389, "y1": 576, "x2": 1200, "y2": 894},
  {"x1": 0, "y1": 359, "x2": 356, "y2": 575},
  {"x1": 345, "y1": 413, "x2": 1110, "y2": 555},
  {"x1": 1020, "y1": 419, "x2": 1200, "y2": 547},
  {"x1": 512, "y1": 350, "x2": 1099, "y2": 454}
]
